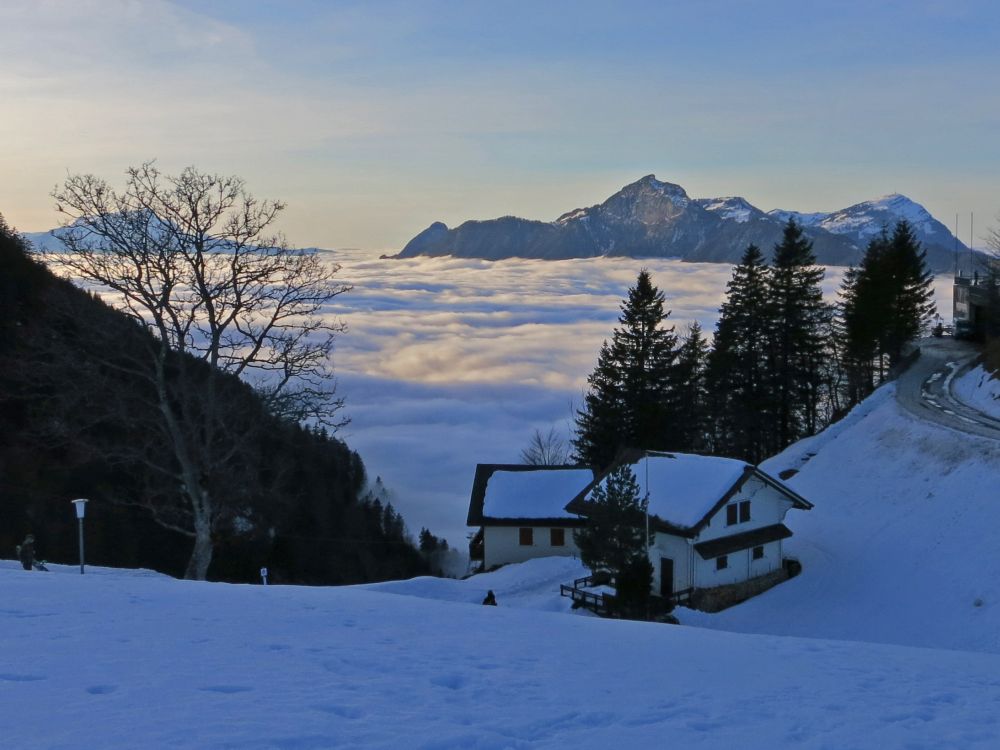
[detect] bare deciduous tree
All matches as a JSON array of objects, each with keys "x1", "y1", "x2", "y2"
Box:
[
  {"x1": 520, "y1": 426, "x2": 571, "y2": 465},
  {"x1": 46, "y1": 163, "x2": 351, "y2": 579}
]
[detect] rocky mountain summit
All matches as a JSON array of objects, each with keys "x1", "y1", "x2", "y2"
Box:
[{"x1": 399, "y1": 176, "x2": 968, "y2": 271}]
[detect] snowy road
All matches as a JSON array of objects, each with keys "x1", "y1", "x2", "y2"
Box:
[{"x1": 896, "y1": 337, "x2": 1000, "y2": 440}]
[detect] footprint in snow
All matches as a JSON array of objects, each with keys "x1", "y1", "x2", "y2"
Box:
[
  {"x1": 430, "y1": 673, "x2": 467, "y2": 690},
  {"x1": 311, "y1": 703, "x2": 365, "y2": 719},
  {"x1": 199, "y1": 685, "x2": 253, "y2": 694},
  {"x1": 86, "y1": 685, "x2": 117, "y2": 695}
]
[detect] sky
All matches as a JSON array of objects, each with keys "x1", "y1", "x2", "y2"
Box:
[{"x1": 2, "y1": 0, "x2": 999, "y2": 250}]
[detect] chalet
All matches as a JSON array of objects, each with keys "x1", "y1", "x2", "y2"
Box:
[
  {"x1": 566, "y1": 450, "x2": 813, "y2": 609},
  {"x1": 466, "y1": 464, "x2": 596, "y2": 570}
]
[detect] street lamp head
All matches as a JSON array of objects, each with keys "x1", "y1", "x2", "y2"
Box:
[{"x1": 71, "y1": 498, "x2": 89, "y2": 519}]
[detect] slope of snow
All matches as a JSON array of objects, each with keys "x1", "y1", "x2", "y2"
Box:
[
  {"x1": 696, "y1": 197, "x2": 755, "y2": 223},
  {"x1": 767, "y1": 209, "x2": 826, "y2": 227},
  {"x1": 769, "y1": 195, "x2": 944, "y2": 244},
  {"x1": 5, "y1": 558, "x2": 1000, "y2": 749},
  {"x1": 953, "y1": 364, "x2": 1000, "y2": 420},
  {"x1": 679, "y1": 384, "x2": 1000, "y2": 653},
  {"x1": 817, "y1": 194, "x2": 934, "y2": 240}
]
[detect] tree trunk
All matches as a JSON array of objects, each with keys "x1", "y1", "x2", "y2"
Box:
[{"x1": 184, "y1": 522, "x2": 213, "y2": 580}]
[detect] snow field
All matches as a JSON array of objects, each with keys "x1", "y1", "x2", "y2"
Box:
[
  {"x1": 680, "y1": 385, "x2": 1000, "y2": 654},
  {"x1": 953, "y1": 364, "x2": 1000, "y2": 420},
  {"x1": 4, "y1": 560, "x2": 1000, "y2": 749}
]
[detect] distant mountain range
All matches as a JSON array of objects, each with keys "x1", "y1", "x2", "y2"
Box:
[{"x1": 398, "y1": 175, "x2": 971, "y2": 272}]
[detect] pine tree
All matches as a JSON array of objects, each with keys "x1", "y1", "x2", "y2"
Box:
[
  {"x1": 706, "y1": 245, "x2": 775, "y2": 462},
  {"x1": 837, "y1": 221, "x2": 935, "y2": 408},
  {"x1": 573, "y1": 270, "x2": 678, "y2": 467},
  {"x1": 883, "y1": 220, "x2": 936, "y2": 365},
  {"x1": 572, "y1": 464, "x2": 652, "y2": 617},
  {"x1": 670, "y1": 322, "x2": 710, "y2": 452},
  {"x1": 766, "y1": 220, "x2": 830, "y2": 445},
  {"x1": 838, "y1": 230, "x2": 891, "y2": 404}
]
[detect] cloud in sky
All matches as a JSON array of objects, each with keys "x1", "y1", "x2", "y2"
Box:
[
  {"x1": 3, "y1": 0, "x2": 999, "y2": 250},
  {"x1": 325, "y1": 251, "x2": 955, "y2": 549}
]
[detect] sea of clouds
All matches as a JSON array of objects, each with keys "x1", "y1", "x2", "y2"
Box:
[{"x1": 322, "y1": 250, "x2": 954, "y2": 554}]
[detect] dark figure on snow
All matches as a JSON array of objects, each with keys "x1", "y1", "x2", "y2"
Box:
[
  {"x1": 18, "y1": 534, "x2": 35, "y2": 571},
  {"x1": 482, "y1": 590, "x2": 497, "y2": 606}
]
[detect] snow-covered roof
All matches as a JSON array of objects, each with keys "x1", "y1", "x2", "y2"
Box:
[
  {"x1": 470, "y1": 466, "x2": 596, "y2": 523},
  {"x1": 636, "y1": 453, "x2": 751, "y2": 528},
  {"x1": 596, "y1": 452, "x2": 750, "y2": 529}
]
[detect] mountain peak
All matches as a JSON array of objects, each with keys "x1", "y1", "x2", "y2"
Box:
[
  {"x1": 625, "y1": 174, "x2": 689, "y2": 198},
  {"x1": 397, "y1": 178, "x2": 967, "y2": 271}
]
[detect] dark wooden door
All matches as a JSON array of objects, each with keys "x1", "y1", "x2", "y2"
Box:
[{"x1": 660, "y1": 557, "x2": 674, "y2": 598}]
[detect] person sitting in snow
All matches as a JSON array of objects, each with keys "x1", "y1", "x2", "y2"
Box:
[
  {"x1": 482, "y1": 590, "x2": 497, "y2": 606},
  {"x1": 17, "y1": 534, "x2": 36, "y2": 571}
]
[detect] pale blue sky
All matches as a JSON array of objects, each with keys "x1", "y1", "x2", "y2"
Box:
[{"x1": 2, "y1": 0, "x2": 998, "y2": 249}]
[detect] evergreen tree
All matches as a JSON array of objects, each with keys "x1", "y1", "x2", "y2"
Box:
[
  {"x1": 670, "y1": 322, "x2": 710, "y2": 452},
  {"x1": 706, "y1": 245, "x2": 775, "y2": 462},
  {"x1": 837, "y1": 221, "x2": 935, "y2": 409},
  {"x1": 838, "y1": 231, "x2": 891, "y2": 403},
  {"x1": 883, "y1": 220, "x2": 936, "y2": 365},
  {"x1": 573, "y1": 270, "x2": 678, "y2": 467},
  {"x1": 573, "y1": 464, "x2": 652, "y2": 617},
  {"x1": 766, "y1": 220, "x2": 830, "y2": 444}
]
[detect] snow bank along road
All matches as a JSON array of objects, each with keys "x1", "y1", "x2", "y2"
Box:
[{"x1": 896, "y1": 337, "x2": 1000, "y2": 440}]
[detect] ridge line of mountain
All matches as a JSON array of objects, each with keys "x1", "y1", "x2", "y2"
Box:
[{"x1": 397, "y1": 175, "x2": 972, "y2": 273}]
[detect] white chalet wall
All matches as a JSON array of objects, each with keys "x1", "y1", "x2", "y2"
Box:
[
  {"x1": 692, "y1": 539, "x2": 783, "y2": 589},
  {"x1": 650, "y1": 533, "x2": 693, "y2": 595},
  {"x1": 695, "y1": 478, "x2": 796, "y2": 543},
  {"x1": 648, "y1": 477, "x2": 799, "y2": 594},
  {"x1": 483, "y1": 526, "x2": 580, "y2": 569}
]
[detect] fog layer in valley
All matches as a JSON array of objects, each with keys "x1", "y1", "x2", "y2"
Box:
[{"x1": 326, "y1": 250, "x2": 954, "y2": 551}]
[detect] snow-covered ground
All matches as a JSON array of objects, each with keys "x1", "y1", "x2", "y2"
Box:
[
  {"x1": 5, "y1": 557, "x2": 1000, "y2": 749},
  {"x1": 953, "y1": 363, "x2": 1000, "y2": 420},
  {"x1": 6, "y1": 372, "x2": 1000, "y2": 747},
  {"x1": 677, "y1": 385, "x2": 1000, "y2": 654}
]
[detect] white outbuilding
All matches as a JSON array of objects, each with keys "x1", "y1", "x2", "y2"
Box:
[{"x1": 467, "y1": 464, "x2": 596, "y2": 570}]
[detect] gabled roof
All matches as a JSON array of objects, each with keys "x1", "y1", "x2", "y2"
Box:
[
  {"x1": 565, "y1": 449, "x2": 812, "y2": 536},
  {"x1": 467, "y1": 464, "x2": 597, "y2": 527}
]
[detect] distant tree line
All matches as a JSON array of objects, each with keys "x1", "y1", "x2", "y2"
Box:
[
  {"x1": 0, "y1": 214, "x2": 432, "y2": 584},
  {"x1": 573, "y1": 219, "x2": 935, "y2": 466}
]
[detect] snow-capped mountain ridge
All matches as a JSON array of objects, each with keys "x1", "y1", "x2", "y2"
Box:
[
  {"x1": 694, "y1": 196, "x2": 763, "y2": 224},
  {"x1": 770, "y1": 192, "x2": 944, "y2": 246},
  {"x1": 400, "y1": 175, "x2": 969, "y2": 272}
]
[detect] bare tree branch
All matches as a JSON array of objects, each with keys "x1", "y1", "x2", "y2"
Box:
[{"x1": 42, "y1": 163, "x2": 352, "y2": 578}]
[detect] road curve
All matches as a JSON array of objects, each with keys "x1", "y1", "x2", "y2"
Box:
[{"x1": 895, "y1": 337, "x2": 1000, "y2": 441}]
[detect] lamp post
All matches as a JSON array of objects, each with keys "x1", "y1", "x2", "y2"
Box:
[{"x1": 71, "y1": 498, "x2": 88, "y2": 574}]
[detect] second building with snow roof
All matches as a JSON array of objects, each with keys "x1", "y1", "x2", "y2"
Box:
[{"x1": 468, "y1": 449, "x2": 812, "y2": 610}]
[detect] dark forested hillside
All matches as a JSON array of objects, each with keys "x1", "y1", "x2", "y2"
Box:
[{"x1": 0, "y1": 218, "x2": 428, "y2": 583}]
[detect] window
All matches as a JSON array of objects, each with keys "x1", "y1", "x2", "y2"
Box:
[
  {"x1": 519, "y1": 528, "x2": 533, "y2": 546},
  {"x1": 726, "y1": 504, "x2": 738, "y2": 526},
  {"x1": 550, "y1": 528, "x2": 565, "y2": 547},
  {"x1": 739, "y1": 501, "x2": 751, "y2": 523},
  {"x1": 752, "y1": 546, "x2": 764, "y2": 560},
  {"x1": 716, "y1": 555, "x2": 728, "y2": 570}
]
